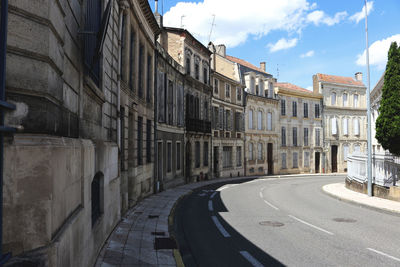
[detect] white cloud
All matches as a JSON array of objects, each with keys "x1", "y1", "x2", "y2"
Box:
[
  {"x1": 356, "y1": 34, "x2": 400, "y2": 69},
  {"x1": 349, "y1": 1, "x2": 374, "y2": 24},
  {"x1": 300, "y1": 50, "x2": 315, "y2": 58},
  {"x1": 163, "y1": 0, "x2": 345, "y2": 48},
  {"x1": 306, "y1": 86, "x2": 313, "y2": 91},
  {"x1": 268, "y1": 38, "x2": 298, "y2": 53},
  {"x1": 306, "y1": 10, "x2": 348, "y2": 26}
]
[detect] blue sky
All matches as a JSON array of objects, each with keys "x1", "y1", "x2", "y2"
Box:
[{"x1": 150, "y1": 0, "x2": 400, "y2": 90}]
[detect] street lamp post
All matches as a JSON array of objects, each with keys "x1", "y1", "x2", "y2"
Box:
[{"x1": 364, "y1": 0, "x2": 373, "y2": 197}]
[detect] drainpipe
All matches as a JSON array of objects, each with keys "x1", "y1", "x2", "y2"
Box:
[{"x1": 0, "y1": 0, "x2": 13, "y2": 263}]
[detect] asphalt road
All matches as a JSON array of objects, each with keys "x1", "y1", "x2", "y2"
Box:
[{"x1": 173, "y1": 175, "x2": 400, "y2": 267}]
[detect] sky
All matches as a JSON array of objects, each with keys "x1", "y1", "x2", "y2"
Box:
[{"x1": 150, "y1": 0, "x2": 400, "y2": 91}]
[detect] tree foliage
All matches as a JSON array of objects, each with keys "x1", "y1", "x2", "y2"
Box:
[{"x1": 376, "y1": 42, "x2": 400, "y2": 156}]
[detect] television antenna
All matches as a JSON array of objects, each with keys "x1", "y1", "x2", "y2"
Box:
[
  {"x1": 180, "y1": 15, "x2": 186, "y2": 28},
  {"x1": 208, "y1": 14, "x2": 216, "y2": 42}
]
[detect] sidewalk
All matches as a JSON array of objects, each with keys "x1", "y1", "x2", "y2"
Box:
[
  {"x1": 323, "y1": 183, "x2": 400, "y2": 215},
  {"x1": 94, "y1": 177, "x2": 247, "y2": 267}
]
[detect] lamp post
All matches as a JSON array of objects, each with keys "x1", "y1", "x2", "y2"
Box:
[{"x1": 364, "y1": 0, "x2": 373, "y2": 197}]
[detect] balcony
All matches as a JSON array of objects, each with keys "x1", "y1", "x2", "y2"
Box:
[{"x1": 186, "y1": 118, "x2": 211, "y2": 133}]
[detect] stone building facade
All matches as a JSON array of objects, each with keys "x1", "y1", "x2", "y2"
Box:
[
  {"x1": 227, "y1": 56, "x2": 279, "y2": 176},
  {"x1": 275, "y1": 83, "x2": 323, "y2": 174},
  {"x1": 159, "y1": 27, "x2": 212, "y2": 182},
  {"x1": 209, "y1": 44, "x2": 245, "y2": 178},
  {"x1": 3, "y1": 0, "x2": 123, "y2": 266},
  {"x1": 119, "y1": 0, "x2": 159, "y2": 209},
  {"x1": 313, "y1": 73, "x2": 367, "y2": 173},
  {"x1": 155, "y1": 42, "x2": 185, "y2": 190}
]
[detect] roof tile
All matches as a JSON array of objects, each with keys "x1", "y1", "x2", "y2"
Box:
[
  {"x1": 226, "y1": 55, "x2": 268, "y2": 74},
  {"x1": 275, "y1": 82, "x2": 312, "y2": 93},
  {"x1": 317, "y1": 73, "x2": 364, "y2": 86}
]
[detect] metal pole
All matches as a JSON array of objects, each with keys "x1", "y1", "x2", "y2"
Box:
[{"x1": 364, "y1": 0, "x2": 373, "y2": 196}]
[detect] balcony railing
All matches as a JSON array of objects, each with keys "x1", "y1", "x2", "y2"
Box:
[{"x1": 186, "y1": 118, "x2": 211, "y2": 133}]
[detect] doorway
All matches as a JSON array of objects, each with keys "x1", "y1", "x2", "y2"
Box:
[
  {"x1": 213, "y1": 146, "x2": 219, "y2": 177},
  {"x1": 315, "y1": 152, "x2": 320, "y2": 173},
  {"x1": 267, "y1": 143, "x2": 273, "y2": 175},
  {"x1": 331, "y1": 145, "x2": 338, "y2": 173},
  {"x1": 185, "y1": 141, "x2": 192, "y2": 183}
]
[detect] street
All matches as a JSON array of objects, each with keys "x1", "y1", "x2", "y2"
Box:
[{"x1": 173, "y1": 175, "x2": 400, "y2": 267}]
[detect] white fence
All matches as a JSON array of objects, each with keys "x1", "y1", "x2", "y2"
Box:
[{"x1": 347, "y1": 152, "x2": 400, "y2": 187}]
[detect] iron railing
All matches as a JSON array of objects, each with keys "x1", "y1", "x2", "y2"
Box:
[{"x1": 186, "y1": 118, "x2": 211, "y2": 133}]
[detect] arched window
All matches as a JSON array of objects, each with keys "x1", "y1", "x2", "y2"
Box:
[
  {"x1": 331, "y1": 92, "x2": 336, "y2": 105},
  {"x1": 257, "y1": 111, "x2": 263, "y2": 130}
]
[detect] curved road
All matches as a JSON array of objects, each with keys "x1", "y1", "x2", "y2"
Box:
[{"x1": 173, "y1": 175, "x2": 400, "y2": 267}]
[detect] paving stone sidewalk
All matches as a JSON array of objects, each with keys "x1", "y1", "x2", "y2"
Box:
[
  {"x1": 323, "y1": 182, "x2": 400, "y2": 214},
  {"x1": 95, "y1": 177, "x2": 248, "y2": 267}
]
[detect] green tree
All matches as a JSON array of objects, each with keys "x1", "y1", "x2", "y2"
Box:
[{"x1": 376, "y1": 41, "x2": 400, "y2": 156}]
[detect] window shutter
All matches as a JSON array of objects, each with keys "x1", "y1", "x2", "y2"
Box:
[
  {"x1": 249, "y1": 110, "x2": 253, "y2": 129},
  {"x1": 331, "y1": 117, "x2": 337, "y2": 135},
  {"x1": 219, "y1": 107, "x2": 224, "y2": 130},
  {"x1": 354, "y1": 118, "x2": 360, "y2": 135},
  {"x1": 267, "y1": 112, "x2": 272, "y2": 131},
  {"x1": 343, "y1": 118, "x2": 348, "y2": 135}
]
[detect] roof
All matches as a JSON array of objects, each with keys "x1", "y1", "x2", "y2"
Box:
[
  {"x1": 316, "y1": 73, "x2": 364, "y2": 86},
  {"x1": 137, "y1": 0, "x2": 160, "y2": 35},
  {"x1": 163, "y1": 27, "x2": 211, "y2": 56},
  {"x1": 226, "y1": 55, "x2": 269, "y2": 75},
  {"x1": 275, "y1": 82, "x2": 311, "y2": 93}
]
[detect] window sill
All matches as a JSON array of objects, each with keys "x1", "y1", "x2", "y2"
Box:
[{"x1": 84, "y1": 76, "x2": 106, "y2": 104}]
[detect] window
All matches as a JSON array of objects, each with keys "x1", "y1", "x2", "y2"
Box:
[
  {"x1": 293, "y1": 152, "x2": 298, "y2": 168},
  {"x1": 213, "y1": 106, "x2": 219, "y2": 129},
  {"x1": 343, "y1": 144, "x2": 349, "y2": 161},
  {"x1": 218, "y1": 107, "x2": 224, "y2": 130},
  {"x1": 186, "y1": 57, "x2": 191, "y2": 75},
  {"x1": 146, "y1": 54, "x2": 152, "y2": 103},
  {"x1": 267, "y1": 112, "x2": 272, "y2": 131},
  {"x1": 316, "y1": 128, "x2": 321, "y2": 146},
  {"x1": 120, "y1": 15, "x2": 126, "y2": 81},
  {"x1": 304, "y1": 103, "x2": 308, "y2": 118},
  {"x1": 146, "y1": 120, "x2": 151, "y2": 163},
  {"x1": 255, "y1": 84, "x2": 259, "y2": 95},
  {"x1": 354, "y1": 94, "x2": 359, "y2": 107},
  {"x1": 176, "y1": 143, "x2": 181, "y2": 171},
  {"x1": 249, "y1": 143, "x2": 253, "y2": 160},
  {"x1": 167, "y1": 142, "x2": 172, "y2": 173},
  {"x1": 167, "y1": 80, "x2": 173, "y2": 124},
  {"x1": 293, "y1": 127, "x2": 297, "y2": 146},
  {"x1": 214, "y1": 78, "x2": 219, "y2": 94},
  {"x1": 257, "y1": 111, "x2": 262, "y2": 130},
  {"x1": 258, "y1": 143, "x2": 263, "y2": 160},
  {"x1": 353, "y1": 118, "x2": 360, "y2": 136},
  {"x1": 331, "y1": 117, "x2": 337, "y2": 135},
  {"x1": 269, "y1": 82, "x2": 273, "y2": 99},
  {"x1": 281, "y1": 100, "x2": 286, "y2": 116},
  {"x1": 343, "y1": 93, "x2": 348, "y2": 107},
  {"x1": 292, "y1": 101, "x2": 297, "y2": 117},
  {"x1": 91, "y1": 172, "x2": 103, "y2": 226},
  {"x1": 281, "y1": 127, "x2": 286, "y2": 146},
  {"x1": 84, "y1": 0, "x2": 102, "y2": 85},
  {"x1": 304, "y1": 152, "x2": 310, "y2": 167},
  {"x1": 137, "y1": 117, "x2": 143, "y2": 165},
  {"x1": 195, "y1": 62, "x2": 199, "y2": 80},
  {"x1": 331, "y1": 92, "x2": 336, "y2": 105},
  {"x1": 343, "y1": 118, "x2": 348, "y2": 135},
  {"x1": 203, "y1": 67, "x2": 208, "y2": 84},
  {"x1": 282, "y1": 153, "x2": 287, "y2": 169},
  {"x1": 204, "y1": 101, "x2": 209, "y2": 121},
  {"x1": 129, "y1": 28, "x2": 135, "y2": 90},
  {"x1": 225, "y1": 83, "x2": 231, "y2": 98},
  {"x1": 304, "y1": 128, "x2": 309, "y2": 146},
  {"x1": 236, "y1": 146, "x2": 242, "y2": 167},
  {"x1": 249, "y1": 110, "x2": 253, "y2": 129},
  {"x1": 223, "y1": 146, "x2": 232, "y2": 168},
  {"x1": 250, "y1": 77, "x2": 255, "y2": 94},
  {"x1": 315, "y1": 104, "x2": 320, "y2": 118},
  {"x1": 354, "y1": 144, "x2": 361, "y2": 154},
  {"x1": 138, "y1": 43, "x2": 144, "y2": 98},
  {"x1": 204, "y1": 142, "x2": 209, "y2": 166},
  {"x1": 195, "y1": 142, "x2": 200, "y2": 168},
  {"x1": 237, "y1": 87, "x2": 242, "y2": 101}
]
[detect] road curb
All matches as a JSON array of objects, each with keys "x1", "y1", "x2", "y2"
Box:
[{"x1": 322, "y1": 184, "x2": 400, "y2": 217}]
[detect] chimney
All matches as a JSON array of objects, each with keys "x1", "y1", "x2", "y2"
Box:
[
  {"x1": 260, "y1": 62, "x2": 266, "y2": 72},
  {"x1": 355, "y1": 72, "x2": 363, "y2": 82},
  {"x1": 154, "y1": 0, "x2": 163, "y2": 28},
  {"x1": 216, "y1": 44, "x2": 226, "y2": 57}
]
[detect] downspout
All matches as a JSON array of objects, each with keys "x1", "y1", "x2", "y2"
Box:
[
  {"x1": 209, "y1": 56, "x2": 213, "y2": 179},
  {"x1": 0, "y1": 0, "x2": 13, "y2": 263},
  {"x1": 154, "y1": 44, "x2": 158, "y2": 192}
]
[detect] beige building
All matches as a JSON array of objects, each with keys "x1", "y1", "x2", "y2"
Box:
[
  {"x1": 119, "y1": 0, "x2": 160, "y2": 208},
  {"x1": 159, "y1": 27, "x2": 212, "y2": 182},
  {"x1": 275, "y1": 83, "x2": 323, "y2": 174},
  {"x1": 227, "y1": 56, "x2": 279, "y2": 176},
  {"x1": 313, "y1": 73, "x2": 367, "y2": 173},
  {"x1": 209, "y1": 44, "x2": 245, "y2": 178}
]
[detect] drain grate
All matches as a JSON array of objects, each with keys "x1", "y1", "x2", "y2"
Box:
[
  {"x1": 259, "y1": 221, "x2": 284, "y2": 227},
  {"x1": 148, "y1": 215, "x2": 159, "y2": 219},
  {"x1": 333, "y1": 218, "x2": 357, "y2": 223},
  {"x1": 151, "y1": 231, "x2": 166, "y2": 236},
  {"x1": 154, "y1": 237, "x2": 177, "y2": 250}
]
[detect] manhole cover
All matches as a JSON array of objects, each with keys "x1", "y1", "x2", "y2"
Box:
[
  {"x1": 259, "y1": 221, "x2": 284, "y2": 227},
  {"x1": 333, "y1": 218, "x2": 357, "y2": 223},
  {"x1": 154, "y1": 237, "x2": 177, "y2": 250}
]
